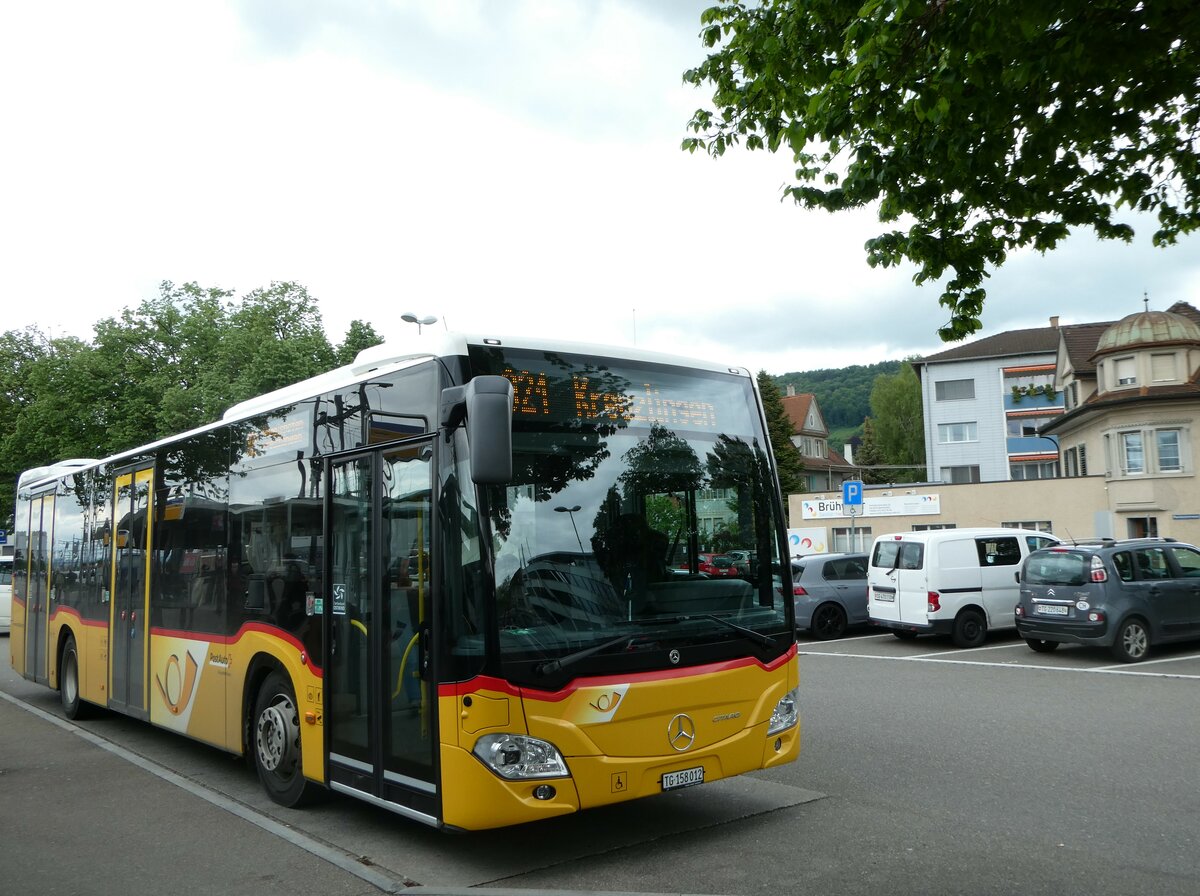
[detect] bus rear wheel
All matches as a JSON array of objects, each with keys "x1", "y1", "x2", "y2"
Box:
[
  {"x1": 59, "y1": 634, "x2": 90, "y2": 720},
  {"x1": 253, "y1": 671, "x2": 317, "y2": 807}
]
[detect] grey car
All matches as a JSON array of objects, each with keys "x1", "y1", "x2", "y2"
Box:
[
  {"x1": 1015, "y1": 538, "x2": 1200, "y2": 662},
  {"x1": 792, "y1": 552, "x2": 870, "y2": 640}
]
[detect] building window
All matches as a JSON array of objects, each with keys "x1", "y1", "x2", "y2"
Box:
[
  {"x1": 1157, "y1": 429, "x2": 1182, "y2": 472},
  {"x1": 1066, "y1": 381, "x2": 1079, "y2": 409},
  {"x1": 1114, "y1": 356, "x2": 1137, "y2": 387},
  {"x1": 1002, "y1": 520, "x2": 1054, "y2": 533},
  {"x1": 1151, "y1": 353, "x2": 1177, "y2": 383},
  {"x1": 1009, "y1": 461, "x2": 1058, "y2": 480},
  {"x1": 1121, "y1": 431, "x2": 1145, "y2": 474},
  {"x1": 940, "y1": 465, "x2": 981, "y2": 484},
  {"x1": 832, "y1": 526, "x2": 872, "y2": 552},
  {"x1": 1064, "y1": 445, "x2": 1089, "y2": 477},
  {"x1": 1107, "y1": 427, "x2": 1187, "y2": 477},
  {"x1": 935, "y1": 379, "x2": 975, "y2": 401},
  {"x1": 1006, "y1": 416, "x2": 1054, "y2": 437},
  {"x1": 912, "y1": 523, "x2": 956, "y2": 530},
  {"x1": 938, "y1": 422, "x2": 978, "y2": 443}
]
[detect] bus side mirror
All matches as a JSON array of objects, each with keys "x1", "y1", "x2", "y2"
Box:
[{"x1": 440, "y1": 375, "x2": 513, "y2": 485}]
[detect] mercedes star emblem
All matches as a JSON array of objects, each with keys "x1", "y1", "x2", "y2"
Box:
[{"x1": 668, "y1": 713, "x2": 696, "y2": 752}]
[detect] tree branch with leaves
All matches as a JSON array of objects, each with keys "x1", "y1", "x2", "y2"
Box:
[{"x1": 684, "y1": 0, "x2": 1200, "y2": 340}]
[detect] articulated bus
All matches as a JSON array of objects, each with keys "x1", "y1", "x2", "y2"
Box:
[{"x1": 11, "y1": 331, "x2": 799, "y2": 830}]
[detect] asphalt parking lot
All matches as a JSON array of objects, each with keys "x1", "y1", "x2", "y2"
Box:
[
  {"x1": 798, "y1": 624, "x2": 1200, "y2": 678},
  {"x1": 3, "y1": 628, "x2": 1199, "y2": 895}
]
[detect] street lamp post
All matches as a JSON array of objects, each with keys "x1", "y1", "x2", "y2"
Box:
[
  {"x1": 554, "y1": 504, "x2": 584, "y2": 555},
  {"x1": 401, "y1": 312, "x2": 438, "y2": 334}
]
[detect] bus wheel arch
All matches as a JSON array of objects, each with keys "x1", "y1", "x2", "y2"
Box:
[{"x1": 246, "y1": 660, "x2": 319, "y2": 807}]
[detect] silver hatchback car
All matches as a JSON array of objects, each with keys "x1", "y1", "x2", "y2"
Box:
[{"x1": 791, "y1": 552, "x2": 870, "y2": 640}]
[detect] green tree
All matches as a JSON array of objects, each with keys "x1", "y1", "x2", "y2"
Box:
[
  {"x1": 684, "y1": 1, "x2": 1200, "y2": 340},
  {"x1": 868, "y1": 360, "x2": 925, "y2": 482},
  {"x1": 757, "y1": 370, "x2": 804, "y2": 494},
  {"x1": 215, "y1": 281, "x2": 336, "y2": 405},
  {"x1": 334, "y1": 320, "x2": 385, "y2": 366},
  {"x1": 855, "y1": 417, "x2": 888, "y2": 484}
]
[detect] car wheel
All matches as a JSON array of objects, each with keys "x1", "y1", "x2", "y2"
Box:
[
  {"x1": 1110, "y1": 618, "x2": 1150, "y2": 663},
  {"x1": 59, "y1": 634, "x2": 91, "y2": 720},
  {"x1": 1024, "y1": 638, "x2": 1060, "y2": 653},
  {"x1": 253, "y1": 671, "x2": 318, "y2": 807},
  {"x1": 892, "y1": 631, "x2": 919, "y2": 641},
  {"x1": 952, "y1": 609, "x2": 987, "y2": 648},
  {"x1": 810, "y1": 603, "x2": 848, "y2": 640}
]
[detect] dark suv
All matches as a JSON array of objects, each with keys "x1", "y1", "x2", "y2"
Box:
[{"x1": 1016, "y1": 538, "x2": 1200, "y2": 662}]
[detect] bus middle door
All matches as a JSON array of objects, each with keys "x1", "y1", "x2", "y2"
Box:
[
  {"x1": 327, "y1": 440, "x2": 439, "y2": 825},
  {"x1": 110, "y1": 465, "x2": 154, "y2": 719}
]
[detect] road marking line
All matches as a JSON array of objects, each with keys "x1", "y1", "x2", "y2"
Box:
[
  {"x1": 909, "y1": 642, "x2": 1020, "y2": 658},
  {"x1": 797, "y1": 650, "x2": 1200, "y2": 679},
  {"x1": 1093, "y1": 652, "x2": 1200, "y2": 670}
]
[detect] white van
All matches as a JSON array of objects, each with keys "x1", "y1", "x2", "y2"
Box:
[{"x1": 867, "y1": 528, "x2": 1060, "y2": 647}]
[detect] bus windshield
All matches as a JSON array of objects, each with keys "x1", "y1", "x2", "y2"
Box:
[{"x1": 469, "y1": 346, "x2": 790, "y2": 684}]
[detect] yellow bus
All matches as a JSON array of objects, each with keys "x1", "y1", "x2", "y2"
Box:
[{"x1": 11, "y1": 331, "x2": 799, "y2": 830}]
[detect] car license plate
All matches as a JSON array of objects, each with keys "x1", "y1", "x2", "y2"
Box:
[
  {"x1": 874, "y1": 591, "x2": 895, "y2": 603},
  {"x1": 661, "y1": 766, "x2": 704, "y2": 791},
  {"x1": 1036, "y1": 604, "x2": 1069, "y2": 616}
]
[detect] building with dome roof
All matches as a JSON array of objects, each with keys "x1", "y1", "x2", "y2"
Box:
[
  {"x1": 1041, "y1": 302, "x2": 1200, "y2": 537},
  {"x1": 786, "y1": 301, "x2": 1200, "y2": 546}
]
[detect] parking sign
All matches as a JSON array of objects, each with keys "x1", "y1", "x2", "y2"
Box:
[{"x1": 842, "y1": 480, "x2": 863, "y2": 506}]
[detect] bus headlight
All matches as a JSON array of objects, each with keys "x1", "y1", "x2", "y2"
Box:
[
  {"x1": 767, "y1": 687, "x2": 799, "y2": 736},
  {"x1": 473, "y1": 734, "x2": 569, "y2": 780}
]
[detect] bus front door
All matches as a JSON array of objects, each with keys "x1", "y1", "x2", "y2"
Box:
[
  {"x1": 22, "y1": 491, "x2": 56, "y2": 684},
  {"x1": 327, "y1": 442, "x2": 439, "y2": 824},
  {"x1": 110, "y1": 466, "x2": 153, "y2": 719}
]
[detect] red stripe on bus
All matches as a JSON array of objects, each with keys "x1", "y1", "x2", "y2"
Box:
[{"x1": 443, "y1": 642, "x2": 796, "y2": 702}]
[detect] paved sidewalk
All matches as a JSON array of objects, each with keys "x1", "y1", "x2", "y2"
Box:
[{"x1": 0, "y1": 693, "x2": 387, "y2": 896}]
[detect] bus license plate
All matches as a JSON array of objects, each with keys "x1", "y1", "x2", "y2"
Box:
[
  {"x1": 1036, "y1": 604, "x2": 1069, "y2": 616},
  {"x1": 661, "y1": 766, "x2": 704, "y2": 791}
]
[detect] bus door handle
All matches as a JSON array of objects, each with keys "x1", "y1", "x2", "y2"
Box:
[{"x1": 418, "y1": 625, "x2": 430, "y2": 678}]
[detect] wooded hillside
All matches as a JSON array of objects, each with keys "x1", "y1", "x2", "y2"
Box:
[{"x1": 773, "y1": 360, "x2": 903, "y2": 451}]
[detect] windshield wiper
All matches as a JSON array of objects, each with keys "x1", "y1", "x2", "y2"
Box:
[
  {"x1": 534, "y1": 634, "x2": 633, "y2": 677},
  {"x1": 671, "y1": 614, "x2": 776, "y2": 649}
]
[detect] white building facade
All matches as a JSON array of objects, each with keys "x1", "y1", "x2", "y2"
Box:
[{"x1": 914, "y1": 324, "x2": 1064, "y2": 483}]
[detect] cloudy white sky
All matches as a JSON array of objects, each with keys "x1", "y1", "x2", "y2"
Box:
[{"x1": 4, "y1": 1, "x2": 1200, "y2": 375}]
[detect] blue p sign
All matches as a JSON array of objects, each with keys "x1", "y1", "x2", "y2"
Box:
[{"x1": 842, "y1": 480, "x2": 864, "y2": 506}]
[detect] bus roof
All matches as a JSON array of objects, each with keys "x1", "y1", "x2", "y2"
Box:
[
  {"x1": 221, "y1": 330, "x2": 753, "y2": 423},
  {"x1": 19, "y1": 329, "x2": 756, "y2": 489}
]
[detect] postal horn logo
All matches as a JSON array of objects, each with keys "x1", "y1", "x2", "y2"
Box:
[
  {"x1": 589, "y1": 690, "x2": 623, "y2": 713},
  {"x1": 155, "y1": 651, "x2": 200, "y2": 716}
]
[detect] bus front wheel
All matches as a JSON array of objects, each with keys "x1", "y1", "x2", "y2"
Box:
[{"x1": 253, "y1": 671, "x2": 317, "y2": 807}]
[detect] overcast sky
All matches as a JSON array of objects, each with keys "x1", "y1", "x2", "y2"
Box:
[{"x1": 5, "y1": 1, "x2": 1200, "y2": 375}]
